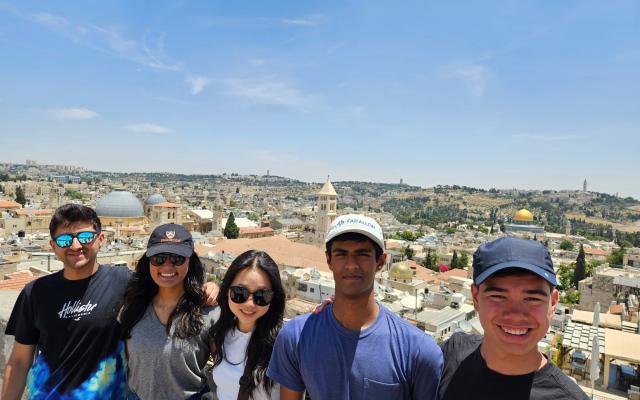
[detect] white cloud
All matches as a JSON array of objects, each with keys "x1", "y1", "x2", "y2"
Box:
[
  {"x1": 185, "y1": 75, "x2": 210, "y2": 95},
  {"x1": 250, "y1": 59, "x2": 266, "y2": 66},
  {"x1": 32, "y1": 13, "x2": 87, "y2": 40},
  {"x1": 224, "y1": 76, "x2": 312, "y2": 111},
  {"x1": 31, "y1": 12, "x2": 189, "y2": 80},
  {"x1": 124, "y1": 123, "x2": 170, "y2": 135},
  {"x1": 443, "y1": 64, "x2": 490, "y2": 97},
  {"x1": 280, "y1": 15, "x2": 323, "y2": 27},
  {"x1": 49, "y1": 107, "x2": 98, "y2": 120}
]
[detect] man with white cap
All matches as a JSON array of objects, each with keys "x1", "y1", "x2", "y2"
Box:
[
  {"x1": 267, "y1": 214, "x2": 443, "y2": 400},
  {"x1": 438, "y1": 236, "x2": 587, "y2": 399}
]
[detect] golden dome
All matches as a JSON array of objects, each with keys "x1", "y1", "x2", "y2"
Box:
[
  {"x1": 514, "y1": 209, "x2": 534, "y2": 222},
  {"x1": 389, "y1": 262, "x2": 413, "y2": 280}
]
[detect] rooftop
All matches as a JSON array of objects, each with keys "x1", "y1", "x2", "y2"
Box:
[{"x1": 195, "y1": 235, "x2": 329, "y2": 272}]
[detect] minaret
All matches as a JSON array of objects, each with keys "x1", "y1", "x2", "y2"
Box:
[
  {"x1": 583, "y1": 179, "x2": 587, "y2": 193},
  {"x1": 315, "y1": 177, "x2": 338, "y2": 245},
  {"x1": 211, "y1": 195, "x2": 223, "y2": 232}
]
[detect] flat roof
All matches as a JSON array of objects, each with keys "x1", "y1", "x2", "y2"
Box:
[
  {"x1": 571, "y1": 310, "x2": 621, "y2": 329},
  {"x1": 605, "y1": 328, "x2": 640, "y2": 363}
]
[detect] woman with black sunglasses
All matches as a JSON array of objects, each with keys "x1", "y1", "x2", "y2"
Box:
[
  {"x1": 209, "y1": 250, "x2": 285, "y2": 400},
  {"x1": 119, "y1": 223, "x2": 219, "y2": 400}
]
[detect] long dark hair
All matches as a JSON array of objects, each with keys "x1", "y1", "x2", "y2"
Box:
[
  {"x1": 210, "y1": 250, "x2": 285, "y2": 398},
  {"x1": 120, "y1": 254, "x2": 205, "y2": 339}
]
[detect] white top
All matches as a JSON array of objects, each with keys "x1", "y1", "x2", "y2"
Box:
[{"x1": 211, "y1": 328, "x2": 280, "y2": 400}]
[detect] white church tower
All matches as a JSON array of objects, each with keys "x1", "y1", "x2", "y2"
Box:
[{"x1": 315, "y1": 177, "x2": 338, "y2": 245}]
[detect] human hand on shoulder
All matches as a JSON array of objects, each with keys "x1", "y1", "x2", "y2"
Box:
[
  {"x1": 311, "y1": 296, "x2": 334, "y2": 314},
  {"x1": 202, "y1": 282, "x2": 219, "y2": 306}
]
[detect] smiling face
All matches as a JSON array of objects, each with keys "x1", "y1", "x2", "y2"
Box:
[
  {"x1": 472, "y1": 271, "x2": 559, "y2": 367},
  {"x1": 50, "y1": 221, "x2": 104, "y2": 280},
  {"x1": 149, "y1": 253, "x2": 189, "y2": 291},
  {"x1": 228, "y1": 267, "x2": 272, "y2": 332},
  {"x1": 326, "y1": 238, "x2": 386, "y2": 300}
]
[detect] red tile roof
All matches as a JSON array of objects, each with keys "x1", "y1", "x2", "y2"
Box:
[
  {"x1": 438, "y1": 268, "x2": 469, "y2": 280},
  {"x1": 609, "y1": 304, "x2": 624, "y2": 314},
  {"x1": 195, "y1": 235, "x2": 329, "y2": 272},
  {"x1": 14, "y1": 209, "x2": 53, "y2": 216},
  {"x1": 0, "y1": 270, "x2": 38, "y2": 291},
  {"x1": 584, "y1": 247, "x2": 608, "y2": 256},
  {"x1": 151, "y1": 202, "x2": 180, "y2": 208},
  {"x1": 239, "y1": 227, "x2": 274, "y2": 235},
  {"x1": 0, "y1": 200, "x2": 21, "y2": 209}
]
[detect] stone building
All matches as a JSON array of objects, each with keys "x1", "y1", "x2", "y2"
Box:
[{"x1": 578, "y1": 265, "x2": 640, "y2": 312}]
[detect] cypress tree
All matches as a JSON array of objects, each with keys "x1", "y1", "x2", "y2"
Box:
[
  {"x1": 224, "y1": 212, "x2": 240, "y2": 239},
  {"x1": 573, "y1": 244, "x2": 586, "y2": 289},
  {"x1": 451, "y1": 250, "x2": 459, "y2": 269}
]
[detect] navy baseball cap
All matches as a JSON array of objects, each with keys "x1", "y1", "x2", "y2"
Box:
[
  {"x1": 146, "y1": 223, "x2": 194, "y2": 258},
  {"x1": 473, "y1": 236, "x2": 557, "y2": 286}
]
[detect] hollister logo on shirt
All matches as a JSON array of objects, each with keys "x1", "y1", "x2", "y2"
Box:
[{"x1": 58, "y1": 300, "x2": 98, "y2": 320}]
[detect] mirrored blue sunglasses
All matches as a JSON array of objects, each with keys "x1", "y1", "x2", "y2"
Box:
[{"x1": 53, "y1": 231, "x2": 100, "y2": 248}]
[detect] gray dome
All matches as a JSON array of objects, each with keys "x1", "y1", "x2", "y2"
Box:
[
  {"x1": 144, "y1": 193, "x2": 167, "y2": 205},
  {"x1": 96, "y1": 190, "x2": 144, "y2": 218}
]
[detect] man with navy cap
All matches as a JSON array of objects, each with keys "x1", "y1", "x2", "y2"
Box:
[{"x1": 438, "y1": 236, "x2": 587, "y2": 399}]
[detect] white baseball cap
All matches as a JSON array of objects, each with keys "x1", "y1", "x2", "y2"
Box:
[{"x1": 325, "y1": 214, "x2": 385, "y2": 252}]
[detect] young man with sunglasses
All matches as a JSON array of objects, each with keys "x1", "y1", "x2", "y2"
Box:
[
  {"x1": 2, "y1": 205, "x2": 218, "y2": 399},
  {"x1": 267, "y1": 214, "x2": 443, "y2": 400},
  {"x1": 438, "y1": 237, "x2": 587, "y2": 400}
]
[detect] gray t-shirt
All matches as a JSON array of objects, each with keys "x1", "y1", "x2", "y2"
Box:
[{"x1": 127, "y1": 304, "x2": 219, "y2": 400}]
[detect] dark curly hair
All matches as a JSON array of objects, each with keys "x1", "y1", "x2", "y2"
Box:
[
  {"x1": 49, "y1": 203, "x2": 101, "y2": 237},
  {"x1": 210, "y1": 250, "x2": 285, "y2": 398},
  {"x1": 120, "y1": 254, "x2": 205, "y2": 340}
]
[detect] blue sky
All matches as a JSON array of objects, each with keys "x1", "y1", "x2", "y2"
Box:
[{"x1": 1, "y1": 1, "x2": 639, "y2": 198}]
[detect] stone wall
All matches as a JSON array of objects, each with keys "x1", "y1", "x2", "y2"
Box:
[{"x1": 578, "y1": 271, "x2": 617, "y2": 312}]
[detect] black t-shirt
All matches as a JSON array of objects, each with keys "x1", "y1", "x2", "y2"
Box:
[
  {"x1": 439, "y1": 332, "x2": 588, "y2": 400},
  {"x1": 6, "y1": 265, "x2": 131, "y2": 398}
]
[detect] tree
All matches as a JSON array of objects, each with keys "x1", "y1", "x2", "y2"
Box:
[
  {"x1": 458, "y1": 252, "x2": 469, "y2": 269},
  {"x1": 557, "y1": 263, "x2": 574, "y2": 291},
  {"x1": 573, "y1": 244, "x2": 586, "y2": 289},
  {"x1": 607, "y1": 248, "x2": 624, "y2": 267},
  {"x1": 559, "y1": 240, "x2": 574, "y2": 251},
  {"x1": 402, "y1": 245, "x2": 414, "y2": 260},
  {"x1": 451, "y1": 251, "x2": 459, "y2": 269},
  {"x1": 400, "y1": 230, "x2": 416, "y2": 241},
  {"x1": 223, "y1": 212, "x2": 239, "y2": 239},
  {"x1": 424, "y1": 248, "x2": 437, "y2": 271},
  {"x1": 560, "y1": 289, "x2": 581, "y2": 305},
  {"x1": 15, "y1": 186, "x2": 26, "y2": 206}
]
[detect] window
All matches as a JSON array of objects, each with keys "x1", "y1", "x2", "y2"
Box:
[{"x1": 310, "y1": 287, "x2": 315, "y2": 293}]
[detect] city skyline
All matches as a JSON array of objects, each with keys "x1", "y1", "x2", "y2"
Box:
[{"x1": 1, "y1": 1, "x2": 639, "y2": 198}]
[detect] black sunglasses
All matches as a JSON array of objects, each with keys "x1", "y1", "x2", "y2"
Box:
[
  {"x1": 53, "y1": 231, "x2": 100, "y2": 248},
  {"x1": 149, "y1": 253, "x2": 187, "y2": 267},
  {"x1": 229, "y1": 286, "x2": 274, "y2": 306}
]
